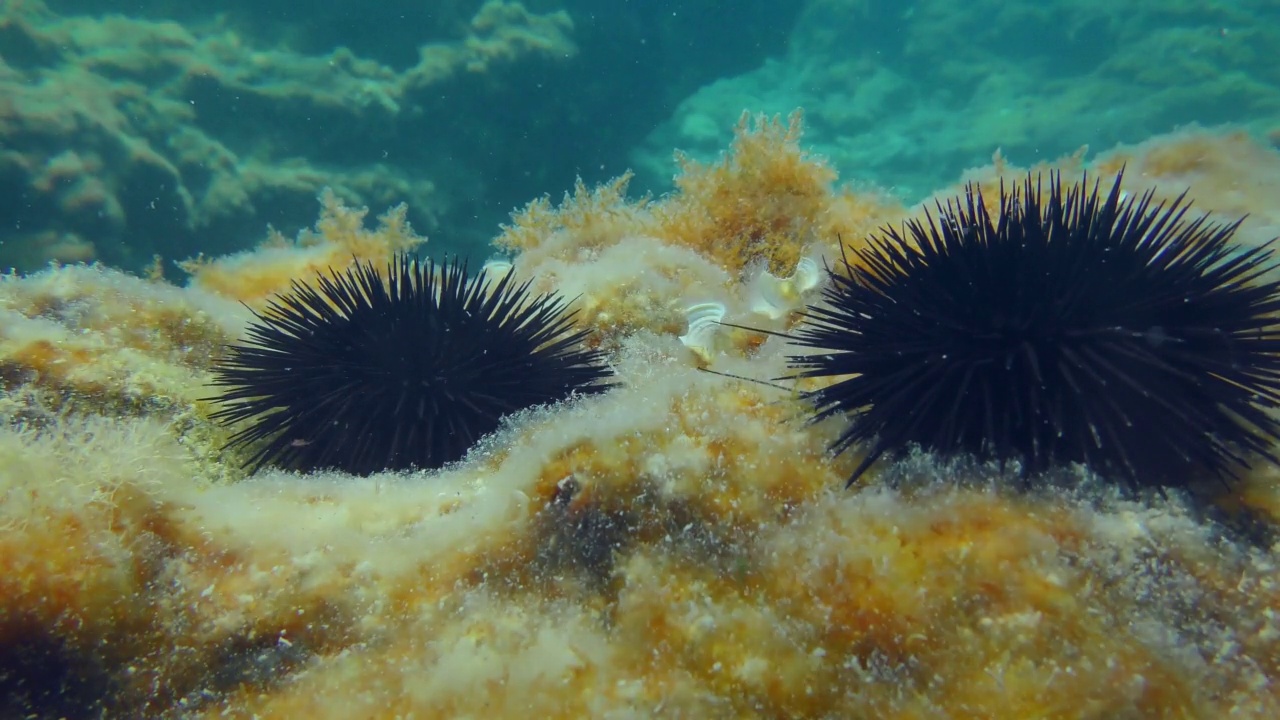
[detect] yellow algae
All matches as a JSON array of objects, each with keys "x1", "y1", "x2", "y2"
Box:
[
  {"x1": 0, "y1": 265, "x2": 243, "y2": 417},
  {"x1": 181, "y1": 189, "x2": 426, "y2": 306},
  {"x1": 501, "y1": 110, "x2": 906, "y2": 283},
  {"x1": 496, "y1": 172, "x2": 658, "y2": 257},
  {"x1": 942, "y1": 127, "x2": 1280, "y2": 253},
  {"x1": 494, "y1": 112, "x2": 906, "y2": 351},
  {"x1": 658, "y1": 110, "x2": 849, "y2": 276},
  {"x1": 0, "y1": 120, "x2": 1279, "y2": 718},
  {"x1": 1237, "y1": 465, "x2": 1280, "y2": 526}
]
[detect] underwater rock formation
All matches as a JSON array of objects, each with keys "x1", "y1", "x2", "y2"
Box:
[
  {"x1": 635, "y1": 0, "x2": 1280, "y2": 204},
  {"x1": 0, "y1": 0, "x2": 576, "y2": 271},
  {"x1": 1, "y1": 114, "x2": 1279, "y2": 718}
]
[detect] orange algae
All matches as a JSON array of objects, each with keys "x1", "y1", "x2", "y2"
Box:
[
  {"x1": 0, "y1": 265, "x2": 237, "y2": 412},
  {"x1": 944, "y1": 129, "x2": 1280, "y2": 254},
  {"x1": 1236, "y1": 466, "x2": 1280, "y2": 526},
  {"x1": 181, "y1": 188, "x2": 426, "y2": 306},
  {"x1": 656, "y1": 110, "x2": 894, "y2": 277},
  {"x1": 753, "y1": 490, "x2": 1246, "y2": 719},
  {"x1": 498, "y1": 110, "x2": 905, "y2": 281},
  {"x1": 5, "y1": 371, "x2": 1278, "y2": 717},
  {"x1": 1091, "y1": 129, "x2": 1280, "y2": 243},
  {"x1": 491, "y1": 111, "x2": 903, "y2": 352},
  {"x1": 496, "y1": 171, "x2": 659, "y2": 257}
]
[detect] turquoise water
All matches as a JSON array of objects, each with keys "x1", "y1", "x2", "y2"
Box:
[{"x1": 2, "y1": 0, "x2": 1277, "y2": 272}]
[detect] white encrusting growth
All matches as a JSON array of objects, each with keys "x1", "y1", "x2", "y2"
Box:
[
  {"x1": 678, "y1": 301, "x2": 727, "y2": 363},
  {"x1": 747, "y1": 255, "x2": 823, "y2": 319},
  {"x1": 480, "y1": 258, "x2": 515, "y2": 280}
]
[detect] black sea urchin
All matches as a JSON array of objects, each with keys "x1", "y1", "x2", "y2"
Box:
[
  {"x1": 788, "y1": 172, "x2": 1280, "y2": 490},
  {"x1": 209, "y1": 255, "x2": 613, "y2": 475}
]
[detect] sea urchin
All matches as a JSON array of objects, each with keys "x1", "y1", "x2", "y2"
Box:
[
  {"x1": 209, "y1": 255, "x2": 613, "y2": 475},
  {"x1": 788, "y1": 172, "x2": 1280, "y2": 490}
]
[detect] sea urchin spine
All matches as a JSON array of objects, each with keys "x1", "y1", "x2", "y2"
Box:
[
  {"x1": 209, "y1": 255, "x2": 614, "y2": 475},
  {"x1": 787, "y1": 172, "x2": 1280, "y2": 491}
]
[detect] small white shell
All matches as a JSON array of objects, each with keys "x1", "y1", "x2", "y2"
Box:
[
  {"x1": 679, "y1": 301, "x2": 726, "y2": 363},
  {"x1": 792, "y1": 256, "x2": 822, "y2": 293},
  {"x1": 481, "y1": 258, "x2": 514, "y2": 278},
  {"x1": 749, "y1": 256, "x2": 824, "y2": 319}
]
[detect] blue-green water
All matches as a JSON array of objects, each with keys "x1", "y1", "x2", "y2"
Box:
[{"x1": 2, "y1": 0, "x2": 1277, "y2": 273}]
